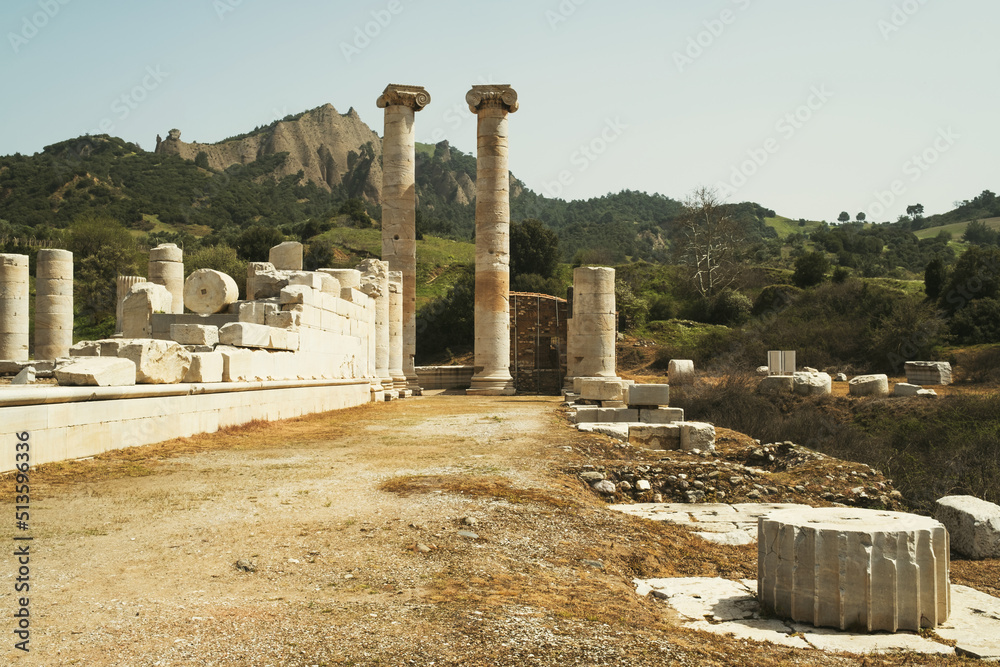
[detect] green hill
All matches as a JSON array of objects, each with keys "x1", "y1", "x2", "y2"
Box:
[{"x1": 913, "y1": 216, "x2": 1000, "y2": 240}]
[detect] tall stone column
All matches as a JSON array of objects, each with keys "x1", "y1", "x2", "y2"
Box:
[
  {"x1": 377, "y1": 84, "x2": 430, "y2": 395},
  {"x1": 35, "y1": 249, "x2": 74, "y2": 360},
  {"x1": 387, "y1": 271, "x2": 406, "y2": 393},
  {"x1": 0, "y1": 254, "x2": 29, "y2": 361},
  {"x1": 568, "y1": 267, "x2": 617, "y2": 379},
  {"x1": 116, "y1": 275, "x2": 144, "y2": 334},
  {"x1": 466, "y1": 84, "x2": 518, "y2": 396},
  {"x1": 148, "y1": 243, "x2": 184, "y2": 314},
  {"x1": 357, "y1": 260, "x2": 391, "y2": 395}
]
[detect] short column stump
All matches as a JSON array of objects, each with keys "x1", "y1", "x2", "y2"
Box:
[{"x1": 758, "y1": 507, "x2": 950, "y2": 632}]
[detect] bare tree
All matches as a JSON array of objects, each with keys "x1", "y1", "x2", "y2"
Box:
[{"x1": 673, "y1": 186, "x2": 746, "y2": 298}]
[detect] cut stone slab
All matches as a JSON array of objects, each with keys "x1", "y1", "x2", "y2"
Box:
[
  {"x1": 118, "y1": 339, "x2": 192, "y2": 384},
  {"x1": 184, "y1": 269, "x2": 238, "y2": 315},
  {"x1": 759, "y1": 507, "x2": 950, "y2": 632},
  {"x1": 680, "y1": 422, "x2": 715, "y2": 452},
  {"x1": 792, "y1": 371, "x2": 832, "y2": 396},
  {"x1": 219, "y1": 322, "x2": 271, "y2": 348},
  {"x1": 55, "y1": 357, "x2": 136, "y2": 387},
  {"x1": 758, "y1": 375, "x2": 793, "y2": 394},
  {"x1": 625, "y1": 383, "x2": 669, "y2": 407},
  {"x1": 611, "y1": 503, "x2": 809, "y2": 546},
  {"x1": 905, "y1": 360, "x2": 953, "y2": 386},
  {"x1": 936, "y1": 584, "x2": 1000, "y2": 660},
  {"x1": 217, "y1": 346, "x2": 251, "y2": 382},
  {"x1": 935, "y1": 495, "x2": 1000, "y2": 559},
  {"x1": 573, "y1": 407, "x2": 639, "y2": 424},
  {"x1": 238, "y1": 301, "x2": 279, "y2": 325},
  {"x1": 790, "y1": 622, "x2": 953, "y2": 655},
  {"x1": 849, "y1": 374, "x2": 889, "y2": 397},
  {"x1": 170, "y1": 323, "x2": 219, "y2": 347},
  {"x1": 576, "y1": 423, "x2": 630, "y2": 441}
]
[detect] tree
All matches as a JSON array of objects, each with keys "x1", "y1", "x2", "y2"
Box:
[
  {"x1": 194, "y1": 151, "x2": 210, "y2": 169},
  {"x1": 941, "y1": 245, "x2": 1000, "y2": 314},
  {"x1": 962, "y1": 220, "x2": 998, "y2": 246},
  {"x1": 66, "y1": 214, "x2": 144, "y2": 323},
  {"x1": 792, "y1": 251, "x2": 830, "y2": 288},
  {"x1": 186, "y1": 244, "x2": 248, "y2": 298},
  {"x1": 856, "y1": 212, "x2": 867, "y2": 222},
  {"x1": 235, "y1": 225, "x2": 283, "y2": 261},
  {"x1": 510, "y1": 218, "x2": 559, "y2": 279},
  {"x1": 906, "y1": 203, "x2": 924, "y2": 219},
  {"x1": 672, "y1": 186, "x2": 746, "y2": 298},
  {"x1": 924, "y1": 257, "x2": 947, "y2": 299},
  {"x1": 838, "y1": 211, "x2": 850, "y2": 223}
]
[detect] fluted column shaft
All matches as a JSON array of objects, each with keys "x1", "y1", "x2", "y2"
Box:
[
  {"x1": 569, "y1": 267, "x2": 617, "y2": 379},
  {"x1": 388, "y1": 271, "x2": 405, "y2": 388}
]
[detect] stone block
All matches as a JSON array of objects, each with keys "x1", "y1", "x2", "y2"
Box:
[
  {"x1": 184, "y1": 269, "x2": 239, "y2": 315},
  {"x1": 792, "y1": 371, "x2": 832, "y2": 396},
  {"x1": 629, "y1": 424, "x2": 681, "y2": 450},
  {"x1": 184, "y1": 345, "x2": 215, "y2": 353},
  {"x1": 269, "y1": 241, "x2": 303, "y2": 271},
  {"x1": 219, "y1": 322, "x2": 271, "y2": 348},
  {"x1": 573, "y1": 407, "x2": 638, "y2": 424},
  {"x1": 267, "y1": 329, "x2": 299, "y2": 351},
  {"x1": 99, "y1": 339, "x2": 129, "y2": 357},
  {"x1": 579, "y1": 378, "x2": 626, "y2": 401},
  {"x1": 317, "y1": 273, "x2": 340, "y2": 295},
  {"x1": 759, "y1": 507, "x2": 949, "y2": 632},
  {"x1": 217, "y1": 346, "x2": 251, "y2": 382},
  {"x1": 238, "y1": 301, "x2": 279, "y2": 325},
  {"x1": 55, "y1": 357, "x2": 136, "y2": 387},
  {"x1": 320, "y1": 268, "x2": 360, "y2": 290},
  {"x1": 639, "y1": 408, "x2": 685, "y2": 424},
  {"x1": 905, "y1": 361, "x2": 952, "y2": 386},
  {"x1": 247, "y1": 267, "x2": 288, "y2": 300},
  {"x1": 69, "y1": 340, "x2": 102, "y2": 357},
  {"x1": 340, "y1": 287, "x2": 366, "y2": 304},
  {"x1": 279, "y1": 285, "x2": 315, "y2": 307},
  {"x1": 893, "y1": 382, "x2": 922, "y2": 397},
  {"x1": 849, "y1": 374, "x2": 889, "y2": 397},
  {"x1": 184, "y1": 352, "x2": 224, "y2": 383},
  {"x1": 122, "y1": 283, "x2": 172, "y2": 338},
  {"x1": 935, "y1": 495, "x2": 1000, "y2": 559},
  {"x1": 758, "y1": 375, "x2": 793, "y2": 394},
  {"x1": 668, "y1": 359, "x2": 695, "y2": 385},
  {"x1": 170, "y1": 323, "x2": 219, "y2": 347},
  {"x1": 287, "y1": 271, "x2": 324, "y2": 291},
  {"x1": 626, "y1": 384, "x2": 670, "y2": 407},
  {"x1": 680, "y1": 422, "x2": 716, "y2": 452},
  {"x1": 265, "y1": 310, "x2": 300, "y2": 329},
  {"x1": 756, "y1": 365, "x2": 770, "y2": 376},
  {"x1": 118, "y1": 339, "x2": 192, "y2": 384}
]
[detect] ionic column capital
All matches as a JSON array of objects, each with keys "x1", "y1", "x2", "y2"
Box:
[
  {"x1": 466, "y1": 84, "x2": 518, "y2": 114},
  {"x1": 377, "y1": 84, "x2": 431, "y2": 111}
]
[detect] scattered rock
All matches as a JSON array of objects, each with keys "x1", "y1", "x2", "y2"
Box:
[{"x1": 234, "y1": 559, "x2": 257, "y2": 573}]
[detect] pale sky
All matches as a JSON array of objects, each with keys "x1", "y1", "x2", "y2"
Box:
[{"x1": 2, "y1": 0, "x2": 997, "y2": 222}]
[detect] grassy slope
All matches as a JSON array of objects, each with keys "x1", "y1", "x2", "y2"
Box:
[
  {"x1": 764, "y1": 215, "x2": 824, "y2": 239},
  {"x1": 913, "y1": 216, "x2": 1000, "y2": 240}
]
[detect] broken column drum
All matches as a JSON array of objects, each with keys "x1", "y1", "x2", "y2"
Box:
[
  {"x1": 116, "y1": 275, "x2": 144, "y2": 333},
  {"x1": 466, "y1": 84, "x2": 518, "y2": 395},
  {"x1": 758, "y1": 507, "x2": 950, "y2": 633},
  {"x1": 35, "y1": 249, "x2": 74, "y2": 360},
  {"x1": 0, "y1": 254, "x2": 29, "y2": 361},
  {"x1": 148, "y1": 243, "x2": 184, "y2": 314},
  {"x1": 357, "y1": 260, "x2": 391, "y2": 391},
  {"x1": 378, "y1": 84, "x2": 429, "y2": 393},
  {"x1": 569, "y1": 266, "x2": 617, "y2": 379},
  {"x1": 387, "y1": 270, "x2": 405, "y2": 388}
]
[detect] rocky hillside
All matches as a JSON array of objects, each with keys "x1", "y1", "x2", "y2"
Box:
[{"x1": 154, "y1": 104, "x2": 383, "y2": 202}]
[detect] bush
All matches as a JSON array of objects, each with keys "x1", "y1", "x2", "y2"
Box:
[
  {"x1": 648, "y1": 294, "x2": 676, "y2": 321},
  {"x1": 186, "y1": 244, "x2": 248, "y2": 299},
  {"x1": 751, "y1": 284, "x2": 802, "y2": 318},
  {"x1": 708, "y1": 289, "x2": 751, "y2": 326},
  {"x1": 792, "y1": 251, "x2": 830, "y2": 287},
  {"x1": 951, "y1": 297, "x2": 1000, "y2": 345},
  {"x1": 831, "y1": 266, "x2": 850, "y2": 284},
  {"x1": 615, "y1": 280, "x2": 648, "y2": 332}
]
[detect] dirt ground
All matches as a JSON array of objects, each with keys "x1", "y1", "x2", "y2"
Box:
[{"x1": 0, "y1": 394, "x2": 994, "y2": 666}]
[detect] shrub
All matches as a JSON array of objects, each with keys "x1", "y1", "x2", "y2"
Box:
[
  {"x1": 186, "y1": 244, "x2": 248, "y2": 299},
  {"x1": 751, "y1": 284, "x2": 802, "y2": 318},
  {"x1": 709, "y1": 289, "x2": 751, "y2": 326},
  {"x1": 951, "y1": 297, "x2": 1000, "y2": 345},
  {"x1": 792, "y1": 251, "x2": 830, "y2": 287}
]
